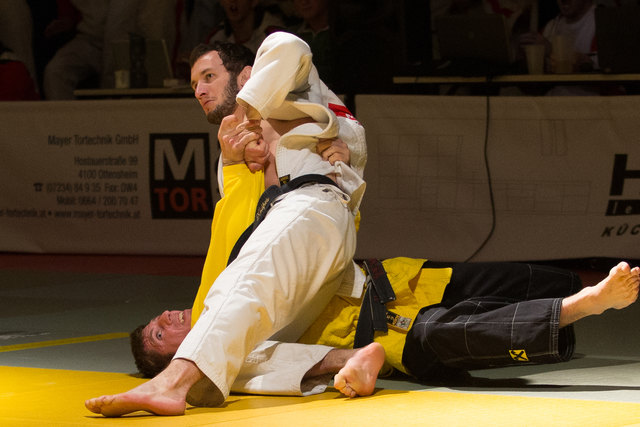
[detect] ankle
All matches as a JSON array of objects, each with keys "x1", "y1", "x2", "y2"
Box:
[
  {"x1": 162, "y1": 359, "x2": 204, "y2": 389},
  {"x1": 560, "y1": 287, "x2": 600, "y2": 327},
  {"x1": 580, "y1": 285, "x2": 608, "y2": 315}
]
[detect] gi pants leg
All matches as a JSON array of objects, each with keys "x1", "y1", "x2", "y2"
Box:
[
  {"x1": 231, "y1": 341, "x2": 334, "y2": 397},
  {"x1": 175, "y1": 185, "x2": 355, "y2": 405},
  {"x1": 402, "y1": 263, "x2": 582, "y2": 379}
]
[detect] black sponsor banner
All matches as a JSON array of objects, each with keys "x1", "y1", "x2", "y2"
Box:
[{"x1": 149, "y1": 133, "x2": 214, "y2": 219}]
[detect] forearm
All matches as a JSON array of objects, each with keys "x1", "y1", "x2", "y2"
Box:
[{"x1": 237, "y1": 32, "x2": 313, "y2": 120}]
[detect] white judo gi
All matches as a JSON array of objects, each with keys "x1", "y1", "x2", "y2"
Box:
[{"x1": 175, "y1": 32, "x2": 367, "y2": 405}]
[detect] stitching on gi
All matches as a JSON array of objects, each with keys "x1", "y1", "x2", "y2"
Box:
[
  {"x1": 444, "y1": 350, "x2": 551, "y2": 364},
  {"x1": 463, "y1": 300, "x2": 482, "y2": 358},
  {"x1": 510, "y1": 302, "x2": 520, "y2": 350},
  {"x1": 419, "y1": 307, "x2": 445, "y2": 355},
  {"x1": 550, "y1": 297, "x2": 561, "y2": 360},
  {"x1": 526, "y1": 264, "x2": 532, "y2": 300}
]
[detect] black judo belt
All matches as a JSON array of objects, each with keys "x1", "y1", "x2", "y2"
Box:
[
  {"x1": 353, "y1": 259, "x2": 412, "y2": 348},
  {"x1": 227, "y1": 174, "x2": 339, "y2": 266}
]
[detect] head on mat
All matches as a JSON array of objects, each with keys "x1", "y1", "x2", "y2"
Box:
[{"x1": 130, "y1": 309, "x2": 192, "y2": 377}]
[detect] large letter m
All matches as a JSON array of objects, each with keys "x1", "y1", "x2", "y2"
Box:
[{"x1": 153, "y1": 138, "x2": 205, "y2": 181}]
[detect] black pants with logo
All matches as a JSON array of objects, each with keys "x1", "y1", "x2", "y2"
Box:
[{"x1": 402, "y1": 262, "x2": 582, "y2": 380}]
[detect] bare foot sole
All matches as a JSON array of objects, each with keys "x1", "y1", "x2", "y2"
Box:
[
  {"x1": 333, "y1": 342, "x2": 385, "y2": 398},
  {"x1": 593, "y1": 262, "x2": 640, "y2": 312},
  {"x1": 85, "y1": 385, "x2": 186, "y2": 417}
]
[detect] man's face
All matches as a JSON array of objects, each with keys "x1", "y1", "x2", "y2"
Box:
[
  {"x1": 191, "y1": 51, "x2": 241, "y2": 125},
  {"x1": 294, "y1": 0, "x2": 328, "y2": 21},
  {"x1": 557, "y1": 0, "x2": 592, "y2": 21},
  {"x1": 220, "y1": 0, "x2": 258, "y2": 24},
  {"x1": 143, "y1": 309, "x2": 192, "y2": 357}
]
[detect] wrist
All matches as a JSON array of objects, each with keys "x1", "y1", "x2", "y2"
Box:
[{"x1": 222, "y1": 157, "x2": 244, "y2": 166}]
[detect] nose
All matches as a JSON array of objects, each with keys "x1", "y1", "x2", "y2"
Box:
[
  {"x1": 160, "y1": 310, "x2": 171, "y2": 324},
  {"x1": 195, "y1": 81, "x2": 207, "y2": 98}
]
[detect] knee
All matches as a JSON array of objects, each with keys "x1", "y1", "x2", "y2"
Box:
[{"x1": 402, "y1": 321, "x2": 454, "y2": 379}]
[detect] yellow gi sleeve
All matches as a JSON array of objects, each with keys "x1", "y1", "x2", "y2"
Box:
[{"x1": 191, "y1": 164, "x2": 264, "y2": 326}]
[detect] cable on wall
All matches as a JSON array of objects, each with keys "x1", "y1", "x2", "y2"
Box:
[{"x1": 464, "y1": 87, "x2": 496, "y2": 262}]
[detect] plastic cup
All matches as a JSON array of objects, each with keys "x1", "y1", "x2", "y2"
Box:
[
  {"x1": 551, "y1": 34, "x2": 576, "y2": 74},
  {"x1": 114, "y1": 69, "x2": 130, "y2": 89}
]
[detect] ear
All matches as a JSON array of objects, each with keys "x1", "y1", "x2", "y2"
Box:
[{"x1": 237, "y1": 66, "x2": 252, "y2": 89}]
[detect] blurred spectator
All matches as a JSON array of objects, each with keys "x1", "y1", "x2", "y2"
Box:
[
  {"x1": 520, "y1": 0, "x2": 597, "y2": 74},
  {"x1": 485, "y1": 0, "x2": 536, "y2": 35},
  {"x1": 205, "y1": 0, "x2": 286, "y2": 53},
  {"x1": 43, "y1": 0, "x2": 181, "y2": 99},
  {"x1": 430, "y1": 0, "x2": 536, "y2": 65},
  {"x1": 28, "y1": 0, "x2": 80, "y2": 95},
  {"x1": 518, "y1": 0, "x2": 604, "y2": 95},
  {"x1": 178, "y1": 0, "x2": 224, "y2": 54},
  {"x1": 544, "y1": 0, "x2": 597, "y2": 72},
  {"x1": 174, "y1": 0, "x2": 225, "y2": 82},
  {"x1": 43, "y1": 1, "x2": 137, "y2": 99},
  {"x1": 136, "y1": 0, "x2": 179, "y2": 61},
  {"x1": 289, "y1": 0, "x2": 337, "y2": 89},
  {"x1": 42, "y1": 0, "x2": 179, "y2": 99},
  {"x1": 0, "y1": 0, "x2": 38, "y2": 87},
  {"x1": 0, "y1": 41, "x2": 40, "y2": 100}
]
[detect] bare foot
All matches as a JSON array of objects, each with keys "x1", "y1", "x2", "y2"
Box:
[
  {"x1": 85, "y1": 359, "x2": 201, "y2": 417},
  {"x1": 333, "y1": 342, "x2": 385, "y2": 398},
  {"x1": 85, "y1": 383, "x2": 186, "y2": 417},
  {"x1": 591, "y1": 262, "x2": 640, "y2": 313}
]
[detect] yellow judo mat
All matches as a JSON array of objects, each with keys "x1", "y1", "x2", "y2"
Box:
[
  {"x1": 2, "y1": 256, "x2": 640, "y2": 426},
  {"x1": 2, "y1": 366, "x2": 640, "y2": 427}
]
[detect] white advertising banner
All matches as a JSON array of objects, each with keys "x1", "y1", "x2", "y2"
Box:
[
  {"x1": 2, "y1": 96, "x2": 640, "y2": 260},
  {"x1": 1, "y1": 99, "x2": 220, "y2": 255},
  {"x1": 355, "y1": 95, "x2": 640, "y2": 262}
]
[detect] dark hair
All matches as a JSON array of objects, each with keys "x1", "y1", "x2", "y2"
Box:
[
  {"x1": 188, "y1": 41, "x2": 255, "y2": 75},
  {"x1": 130, "y1": 324, "x2": 174, "y2": 378}
]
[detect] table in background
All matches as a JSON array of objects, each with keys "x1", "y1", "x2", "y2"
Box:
[
  {"x1": 393, "y1": 73, "x2": 640, "y2": 94},
  {"x1": 73, "y1": 86, "x2": 193, "y2": 99}
]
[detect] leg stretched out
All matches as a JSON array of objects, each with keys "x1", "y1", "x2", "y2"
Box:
[{"x1": 86, "y1": 343, "x2": 385, "y2": 417}]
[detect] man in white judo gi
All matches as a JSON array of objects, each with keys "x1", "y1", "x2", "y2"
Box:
[{"x1": 85, "y1": 32, "x2": 376, "y2": 417}]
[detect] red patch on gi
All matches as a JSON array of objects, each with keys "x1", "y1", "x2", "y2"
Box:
[{"x1": 328, "y1": 103, "x2": 358, "y2": 123}]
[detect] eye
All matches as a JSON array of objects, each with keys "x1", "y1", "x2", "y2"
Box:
[{"x1": 156, "y1": 331, "x2": 162, "y2": 340}]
